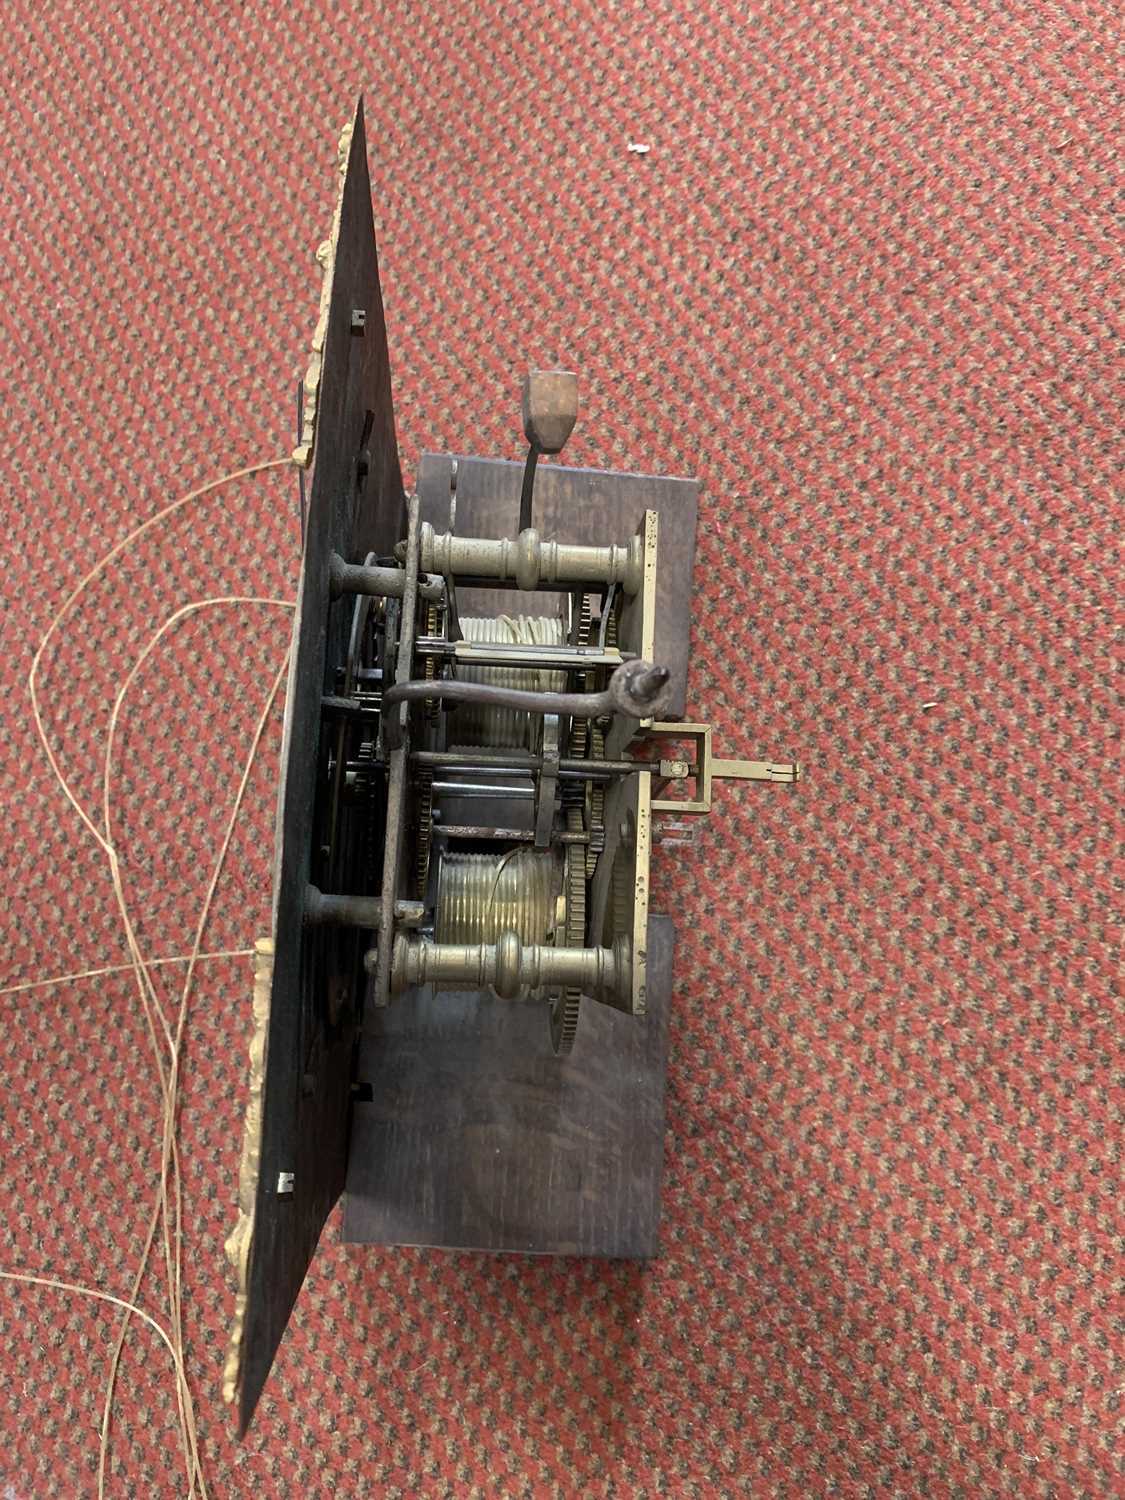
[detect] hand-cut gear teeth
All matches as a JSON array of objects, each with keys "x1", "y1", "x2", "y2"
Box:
[
  {"x1": 551, "y1": 593, "x2": 604, "y2": 1055},
  {"x1": 552, "y1": 814, "x2": 587, "y2": 1055},
  {"x1": 415, "y1": 771, "x2": 434, "y2": 899},
  {"x1": 422, "y1": 601, "x2": 440, "y2": 722},
  {"x1": 586, "y1": 722, "x2": 606, "y2": 879},
  {"x1": 413, "y1": 601, "x2": 442, "y2": 894}
]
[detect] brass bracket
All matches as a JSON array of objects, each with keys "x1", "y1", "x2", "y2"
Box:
[{"x1": 647, "y1": 722, "x2": 801, "y2": 816}]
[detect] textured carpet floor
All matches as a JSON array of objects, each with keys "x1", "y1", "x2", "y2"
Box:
[{"x1": 1, "y1": 2, "x2": 1121, "y2": 1496}]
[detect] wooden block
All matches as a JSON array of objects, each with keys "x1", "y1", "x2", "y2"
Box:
[{"x1": 342, "y1": 916, "x2": 674, "y2": 1257}]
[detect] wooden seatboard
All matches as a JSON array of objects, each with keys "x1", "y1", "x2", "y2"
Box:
[{"x1": 342, "y1": 916, "x2": 673, "y2": 1257}]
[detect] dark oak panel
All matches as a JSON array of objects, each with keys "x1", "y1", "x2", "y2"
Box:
[
  {"x1": 342, "y1": 917, "x2": 673, "y2": 1257},
  {"x1": 238, "y1": 101, "x2": 404, "y2": 1434}
]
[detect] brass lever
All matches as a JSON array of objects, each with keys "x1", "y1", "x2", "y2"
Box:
[{"x1": 712, "y1": 757, "x2": 801, "y2": 784}]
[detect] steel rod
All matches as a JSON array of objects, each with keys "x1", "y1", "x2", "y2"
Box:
[
  {"x1": 430, "y1": 782, "x2": 535, "y2": 799},
  {"x1": 412, "y1": 748, "x2": 648, "y2": 776},
  {"x1": 432, "y1": 824, "x2": 589, "y2": 845},
  {"x1": 413, "y1": 636, "x2": 628, "y2": 669},
  {"x1": 329, "y1": 551, "x2": 443, "y2": 603},
  {"x1": 304, "y1": 885, "x2": 383, "y2": 929}
]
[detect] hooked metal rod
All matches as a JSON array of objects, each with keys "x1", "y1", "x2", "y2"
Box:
[
  {"x1": 382, "y1": 679, "x2": 613, "y2": 750},
  {"x1": 380, "y1": 659, "x2": 670, "y2": 751}
]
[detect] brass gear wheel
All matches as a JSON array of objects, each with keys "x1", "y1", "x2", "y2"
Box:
[
  {"x1": 569, "y1": 593, "x2": 610, "y2": 879},
  {"x1": 586, "y1": 721, "x2": 607, "y2": 879},
  {"x1": 566, "y1": 593, "x2": 597, "y2": 761},
  {"x1": 415, "y1": 770, "x2": 434, "y2": 899},
  {"x1": 587, "y1": 599, "x2": 616, "y2": 874},
  {"x1": 549, "y1": 809, "x2": 586, "y2": 1054},
  {"x1": 421, "y1": 600, "x2": 441, "y2": 723},
  {"x1": 549, "y1": 592, "x2": 611, "y2": 1054},
  {"x1": 412, "y1": 599, "x2": 442, "y2": 898}
]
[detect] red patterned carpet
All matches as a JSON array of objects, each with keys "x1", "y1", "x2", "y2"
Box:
[{"x1": 1, "y1": 3, "x2": 1120, "y2": 1495}]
